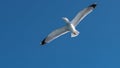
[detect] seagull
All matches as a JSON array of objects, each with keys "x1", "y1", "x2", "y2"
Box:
[{"x1": 41, "y1": 3, "x2": 97, "y2": 45}]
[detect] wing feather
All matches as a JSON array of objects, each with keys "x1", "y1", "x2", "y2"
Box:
[
  {"x1": 71, "y1": 3, "x2": 97, "y2": 26},
  {"x1": 41, "y1": 26, "x2": 69, "y2": 45}
]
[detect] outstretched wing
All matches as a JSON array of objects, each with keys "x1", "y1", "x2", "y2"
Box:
[
  {"x1": 71, "y1": 3, "x2": 97, "y2": 26},
  {"x1": 41, "y1": 26, "x2": 69, "y2": 45}
]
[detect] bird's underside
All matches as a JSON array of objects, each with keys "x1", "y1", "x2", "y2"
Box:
[{"x1": 41, "y1": 3, "x2": 97, "y2": 45}]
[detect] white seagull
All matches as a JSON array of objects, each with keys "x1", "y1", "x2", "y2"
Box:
[{"x1": 41, "y1": 3, "x2": 97, "y2": 45}]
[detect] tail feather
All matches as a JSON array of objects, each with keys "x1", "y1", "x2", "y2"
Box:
[{"x1": 71, "y1": 30, "x2": 80, "y2": 37}]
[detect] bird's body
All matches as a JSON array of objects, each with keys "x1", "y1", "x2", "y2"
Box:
[
  {"x1": 41, "y1": 3, "x2": 97, "y2": 45},
  {"x1": 67, "y1": 23, "x2": 79, "y2": 37}
]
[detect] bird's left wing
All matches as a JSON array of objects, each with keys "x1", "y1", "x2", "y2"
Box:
[
  {"x1": 71, "y1": 3, "x2": 97, "y2": 26},
  {"x1": 41, "y1": 26, "x2": 69, "y2": 45}
]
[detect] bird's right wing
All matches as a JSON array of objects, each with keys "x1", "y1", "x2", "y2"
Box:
[
  {"x1": 41, "y1": 26, "x2": 69, "y2": 45},
  {"x1": 71, "y1": 3, "x2": 97, "y2": 26}
]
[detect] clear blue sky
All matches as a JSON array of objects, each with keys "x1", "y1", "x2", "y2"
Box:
[{"x1": 0, "y1": 0, "x2": 120, "y2": 68}]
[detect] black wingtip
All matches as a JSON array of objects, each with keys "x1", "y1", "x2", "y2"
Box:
[
  {"x1": 89, "y1": 3, "x2": 97, "y2": 8},
  {"x1": 41, "y1": 39, "x2": 47, "y2": 45}
]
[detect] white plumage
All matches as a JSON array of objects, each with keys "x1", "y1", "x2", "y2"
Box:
[{"x1": 41, "y1": 3, "x2": 97, "y2": 45}]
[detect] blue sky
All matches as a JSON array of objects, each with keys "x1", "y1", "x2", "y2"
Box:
[{"x1": 0, "y1": 0, "x2": 120, "y2": 68}]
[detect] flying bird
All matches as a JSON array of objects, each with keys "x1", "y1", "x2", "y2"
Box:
[{"x1": 41, "y1": 3, "x2": 97, "y2": 45}]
